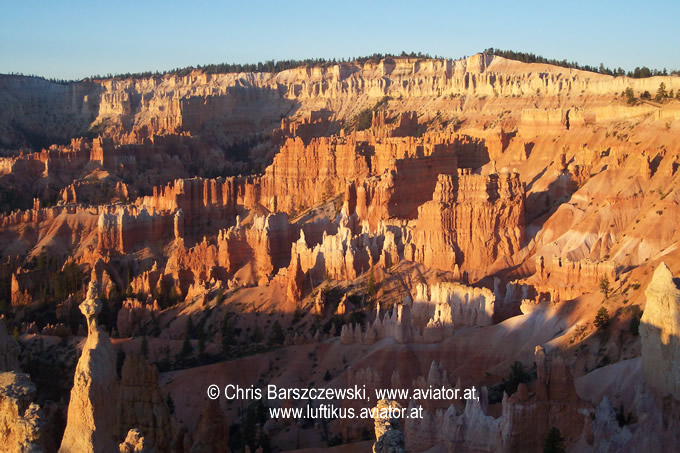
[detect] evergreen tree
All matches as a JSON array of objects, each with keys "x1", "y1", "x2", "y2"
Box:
[
  {"x1": 506, "y1": 361, "x2": 531, "y2": 394},
  {"x1": 630, "y1": 315, "x2": 640, "y2": 336},
  {"x1": 221, "y1": 316, "x2": 235, "y2": 353},
  {"x1": 599, "y1": 276, "x2": 611, "y2": 299},
  {"x1": 656, "y1": 82, "x2": 668, "y2": 101},
  {"x1": 267, "y1": 320, "x2": 285, "y2": 345},
  {"x1": 198, "y1": 328, "x2": 206, "y2": 357},
  {"x1": 166, "y1": 393, "x2": 175, "y2": 414},
  {"x1": 624, "y1": 87, "x2": 636, "y2": 105},
  {"x1": 251, "y1": 326, "x2": 263, "y2": 343},
  {"x1": 180, "y1": 318, "x2": 194, "y2": 358},
  {"x1": 367, "y1": 267, "x2": 377, "y2": 297},
  {"x1": 186, "y1": 316, "x2": 194, "y2": 339},
  {"x1": 543, "y1": 427, "x2": 566, "y2": 453},
  {"x1": 141, "y1": 336, "x2": 149, "y2": 359},
  {"x1": 594, "y1": 307, "x2": 610, "y2": 328},
  {"x1": 180, "y1": 335, "x2": 193, "y2": 359},
  {"x1": 242, "y1": 403, "x2": 258, "y2": 450}
]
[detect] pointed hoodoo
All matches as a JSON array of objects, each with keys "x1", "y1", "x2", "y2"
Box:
[
  {"x1": 640, "y1": 262, "x2": 680, "y2": 400},
  {"x1": 59, "y1": 280, "x2": 119, "y2": 453}
]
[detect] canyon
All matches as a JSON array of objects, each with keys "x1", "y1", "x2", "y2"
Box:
[{"x1": 0, "y1": 53, "x2": 679, "y2": 452}]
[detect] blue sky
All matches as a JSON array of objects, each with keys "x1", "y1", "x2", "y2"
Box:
[{"x1": 1, "y1": 0, "x2": 678, "y2": 80}]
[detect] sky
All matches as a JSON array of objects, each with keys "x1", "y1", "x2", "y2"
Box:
[{"x1": 1, "y1": 0, "x2": 679, "y2": 80}]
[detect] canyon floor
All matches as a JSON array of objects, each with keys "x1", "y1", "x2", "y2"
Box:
[{"x1": 1, "y1": 53, "x2": 680, "y2": 452}]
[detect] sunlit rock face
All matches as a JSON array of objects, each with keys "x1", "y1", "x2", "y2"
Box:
[
  {"x1": 409, "y1": 169, "x2": 525, "y2": 277},
  {"x1": 0, "y1": 372, "x2": 50, "y2": 452},
  {"x1": 3, "y1": 52, "x2": 680, "y2": 453},
  {"x1": 641, "y1": 263, "x2": 680, "y2": 400}
]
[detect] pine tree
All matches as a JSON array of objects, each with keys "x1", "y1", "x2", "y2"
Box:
[
  {"x1": 198, "y1": 328, "x2": 206, "y2": 357},
  {"x1": 624, "y1": 87, "x2": 636, "y2": 105},
  {"x1": 655, "y1": 82, "x2": 667, "y2": 101},
  {"x1": 180, "y1": 318, "x2": 194, "y2": 358},
  {"x1": 166, "y1": 393, "x2": 175, "y2": 414},
  {"x1": 141, "y1": 336, "x2": 149, "y2": 359},
  {"x1": 599, "y1": 276, "x2": 611, "y2": 299},
  {"x1": 506, "y1": 361, "x2": 530, "y2": 394},
  {"x1": 594, "y1": 307, "x2": 610, "y2": 328},
  {"x1": 180, "y1": 335, "x2": 193, "y2": 359},
  {"x1": 367, "y1": 267, "x2": 377, "y2": 297},
  {"x1": 267, "y1": 320, "x2": 285, "y2": 345},
  {"x1": 630, "y1": 315, "x2": 640, "y2": 336},
  {"x1": 221, "y1": 314, "x2": 236, "y2": 355},
  {"x1": 543, "y1": 427, "x2": 566, "y2": 453},
  {"x1": 186, "y1": 316, "x2": 194, "y2": 339},
  {"x1": 251, "y1": 326, "x2": 263, "y2": 343}
]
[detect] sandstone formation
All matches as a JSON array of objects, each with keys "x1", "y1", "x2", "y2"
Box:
[
  {"x1": 412, "y1": 282, "x2": 495, "y2": 328},
  {"x1": 59, "y1": 281, "x2": 119, "y2": 453},
  {"x1": 119, "y1": 429, "x2": 152, "y2": 453},
  {"x1": 2, "y1": 52, "x2": 680, "y2": 452},
  {"x1": 372, "y1": 399, "x2": 406, "y2": 453},
  {"x1": 117, "y1": 354, "x2": 175, "y2": 451},
  {"x1": 407, "y1": 169, "x2": 525, "y2": 276},
  {"x1": 640, "y1": 262, "x2": 680, "y2": 400},
  {"x1": 97, "y1": 205, "x2": 172, "y2": 255},
  {"x1": 404, "y1": 346, "x2": 592, "y2": 452},
  {"x1": 6, "y1": 54, "x2": 680, "y2": 149},
  {"x1": 0, "y1": 372, "x2": 49, "y2": 452},
  {"x1": 340, "y1": 281, "x2": 495, "y2": 345},
  {"x1": 117, "y1": 298, "x2": 160, "y2": 338},
  {"x1": 189, "y1": 399, "x2": 230, "y2": 453}
]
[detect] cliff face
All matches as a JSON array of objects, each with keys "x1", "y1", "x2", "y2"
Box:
[
  {"x1": 6, "y1": 54, "x2": 680, "y2": 149},
  {"x1": 258, "y1": 132, "x2": 461, "y2": 221},
  {"x1": 356, "y1": 138, "x2": 458, "y2": 228},
  {"x1": 136, "y1": 177, "x2": 242, "y2": 232},
  {"x1": 97, "y1": 205, "x2": 171, "y2": 255},
  {"x1": 409, "y1": 170, "x2": 525, "y2": 275},
  {"x1": 0, "y1": 76, "x2": 100, "y2": 148},
  {"x1": 259, "y1": 136, "x2": 371, "y2": 212}
]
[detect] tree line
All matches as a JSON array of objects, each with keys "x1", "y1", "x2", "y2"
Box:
[
  {"x1": 483, "y1": 48, "x2": 678, "y2": 78},
  {"x1": 83, "y1": 52, "x2": 438, "y2": 80},
  {"x1": 5, "y1": 52, "x2": 439, "y2": 83},
  {"x1": 8, "y1": 49, "x2": 677, "y2": 83}
]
